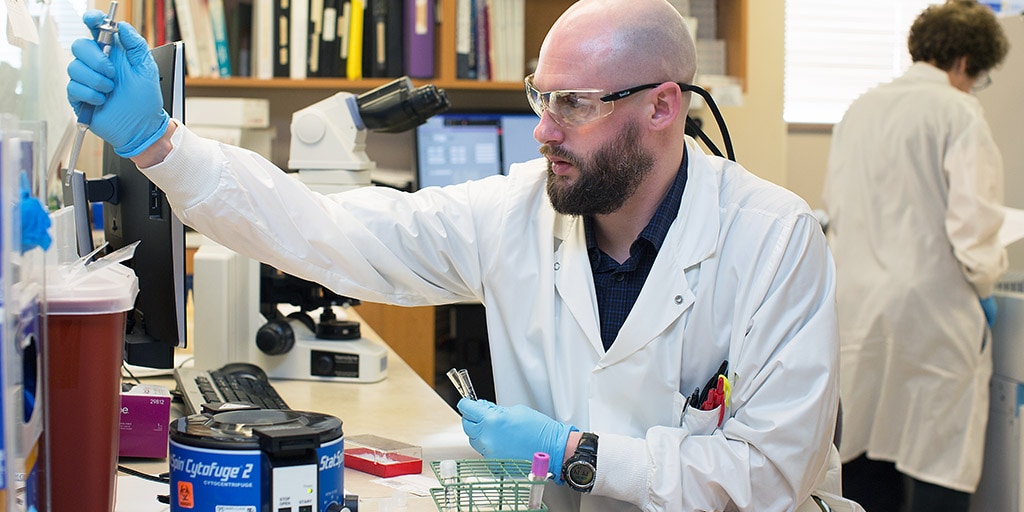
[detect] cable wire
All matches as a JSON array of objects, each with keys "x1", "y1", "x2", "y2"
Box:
[
  {"x1": 679, "y1": 83, "x2": 736, "y2": 162},
  {"x1": 117, "y1": 465, "x2": 170, "y2": 484}
]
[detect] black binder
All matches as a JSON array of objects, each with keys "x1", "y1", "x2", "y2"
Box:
[{"x1": 272, "y1": 0, "x2": 290, "y2": 77}]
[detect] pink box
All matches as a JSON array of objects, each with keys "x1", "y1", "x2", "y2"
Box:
[{"x1": 118, "y1": 384, "x2": 172, "y2": 458}]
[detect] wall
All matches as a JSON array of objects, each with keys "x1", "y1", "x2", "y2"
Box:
[
  {"x1": 697, "y1": 0, "x2": 836, "y2": 211},
  {"x1": 703, "y1": 0, "x2": 833, "y2": 212},
  {"x1": 715, "y1": 0, "x2": 788, "y2": 187},
  {"x1": 786, "y1": 127, "x2": 832, "y2": 210}
]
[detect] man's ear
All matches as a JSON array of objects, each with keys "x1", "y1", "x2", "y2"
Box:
[{"x1": 649, "y1": 82, "x2": 683, "y2": 130}]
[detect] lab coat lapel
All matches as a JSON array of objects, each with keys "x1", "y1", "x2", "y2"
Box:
[
  {"x1": 552, "y1": 214, "x2": 605, "y2": 355},
  {"x1": 602, "y1": 145, "x2": 721, "y2": 366}
]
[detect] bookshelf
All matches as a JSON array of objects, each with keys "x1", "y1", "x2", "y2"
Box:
[{"x1": 178, "y1": 0, "x2": 748, "y2": 93}]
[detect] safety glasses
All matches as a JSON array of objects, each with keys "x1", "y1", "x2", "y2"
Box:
[
  {"x1": 972, "y1": 71, "x2": 992, "y2": 93},
  {"x1": 524, "y1": 73, "x2": 662, "y2": 127}
]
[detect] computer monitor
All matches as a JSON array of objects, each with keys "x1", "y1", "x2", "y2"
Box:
[
  {"x1": 498, "y1": 113, "x2": 542, "y2": 171},
  {"x1": 414, "y1": 112, "x2": 540, "y2": 189},
  {"x1": 100, "y1": 41, "x2": 186, "y2": 369}
]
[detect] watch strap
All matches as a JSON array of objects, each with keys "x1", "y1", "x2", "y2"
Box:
[
  {"x1": 576, "y1": 432, "x2": 598, "y2": 455},
  {"x1": 562, "y1": 432, "x2": 598, "y2": 492}
]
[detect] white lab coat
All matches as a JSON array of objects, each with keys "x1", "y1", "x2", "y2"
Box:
[
  {"x1": 146, "y1": 124, "x2": 853, "y2": 511},
  {"x1": 824, "y1": 62, "x2": 1007, "y2": 492}
]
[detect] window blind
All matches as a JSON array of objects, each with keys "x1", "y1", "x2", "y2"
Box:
[{"x1": 784, "y1": 0, "x2": 942, "y2": 124}]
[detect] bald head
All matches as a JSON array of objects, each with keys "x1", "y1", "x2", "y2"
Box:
[{"x1": 536, "y1": 0, "x2": 697, "y2": 90}]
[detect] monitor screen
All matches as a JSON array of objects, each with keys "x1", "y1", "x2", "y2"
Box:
[
  {"x1": 100, "y1": 41, "x2": 186, "y2": 369},
  {"x1": 414, "y1": 112, "x2": 540, "y2": 189},
  {"x1": 499, "y1": 113, "x2": 542, "y2": 171}
]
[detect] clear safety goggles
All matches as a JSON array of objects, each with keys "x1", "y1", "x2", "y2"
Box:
[
  {"x1": 524, "y1": 74, "x2": 662, "y2": 127},
  {"x1": 972, "y1": 71, "x2": 992, "y2": 93}
]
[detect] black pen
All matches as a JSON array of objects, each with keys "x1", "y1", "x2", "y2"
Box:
[{"x1": 688, "y1": 387, "x2": 701, "y2": 408}]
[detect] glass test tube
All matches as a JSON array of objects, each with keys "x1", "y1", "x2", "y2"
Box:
[
  {"x1": 458, "y1": 369, "x2": 478, "y2": 400},
  {"x1": 447, "y1": 367, "x2": 478, "y2": 400},
  {"x1": 447, "y1": 368, "x2": 467, "y2": 398}
]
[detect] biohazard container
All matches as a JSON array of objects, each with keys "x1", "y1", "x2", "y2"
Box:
[{"x1": 44, "y1": 262, "x2": 139, "y2": 512}]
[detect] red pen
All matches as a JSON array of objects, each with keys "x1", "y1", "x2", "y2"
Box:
[{"x1": 700, "y1": 375, "x2": 728, "y2": 427}]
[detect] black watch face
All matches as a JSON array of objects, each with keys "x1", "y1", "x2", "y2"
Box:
[{"x1": 567, "y1": 461, "x2": 595, "y2": 488}]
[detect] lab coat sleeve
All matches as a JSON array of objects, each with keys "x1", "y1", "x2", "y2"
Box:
[
  {"x1": 594, "y1": 213, "x2": 840, "y2": 511},
  {"x1": 138, "y1": 122, "x2": 500, "y2": 305},
  {"x1": 944, "y1": 112, "x2": 1007, "y2": 298}
]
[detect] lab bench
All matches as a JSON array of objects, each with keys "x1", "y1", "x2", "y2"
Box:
[{"x1": 115, "y1": 309, "x2": 478, "y2": 511}]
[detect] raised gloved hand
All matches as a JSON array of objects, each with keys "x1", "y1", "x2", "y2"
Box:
[
  {"x1": 981, "y1": 296, "x2": 998, "y2": 328},
  {"x1": 66, "y1": 11, "x2": 169, "y2": 157},
  {"x1": 458, "y1": 398, "x2": 575, "y2": 469}
]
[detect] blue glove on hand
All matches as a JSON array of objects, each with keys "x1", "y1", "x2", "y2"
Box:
[
  {"x1": 981, "y1": 296, "x2": 998, "y2": 328},
  {"x1": 66, "y1": 11, "x2": 169, "y2": 157},
  {"x1": 458, "y1": 399, "x2": 575, "y2": 472}
]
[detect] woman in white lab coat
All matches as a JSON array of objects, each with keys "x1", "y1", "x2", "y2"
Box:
[
  {"x1": 824, "y1": 2, "x2": 1008, "y2": 511},
  {"x1": 68, "y1": 0, "x2": 865, "y2": 510}
]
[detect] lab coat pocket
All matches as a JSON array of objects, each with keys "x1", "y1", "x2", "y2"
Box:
[{"x1": 680, "y1": 404, "x2": 723, "y2": 435}]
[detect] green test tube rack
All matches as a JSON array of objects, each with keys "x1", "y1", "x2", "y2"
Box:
[{"x1": 429, "y1": 459, "x2": 549, "y2": 512}]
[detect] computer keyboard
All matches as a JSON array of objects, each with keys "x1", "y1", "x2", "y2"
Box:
[{"x1": 174, "y1": 363, "x2": 289, "y2": 415}]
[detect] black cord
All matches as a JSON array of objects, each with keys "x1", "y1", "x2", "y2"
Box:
[
  {"x1": 117, "y1": 464, "x2": 170, "y2": 484},
  {"x1": 679, "y1": 83, "x2": 736, "y2": 162},
  {"x1": 122, "y1": 362, "x2": 142, "y2": 386},
  {"x1": 685, "y1": 116, "x2": 725, "y2": 159}
]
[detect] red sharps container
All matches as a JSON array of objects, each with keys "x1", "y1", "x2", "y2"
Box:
[{"x1": 44, "y1": 262, "x2": 138, "y2": 512}]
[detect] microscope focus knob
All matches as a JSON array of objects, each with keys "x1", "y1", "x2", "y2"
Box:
[
  {"x1": 256, "y1": 320, "x2": 295, "y2": 355},
  {"x1": 313, "y1": 354, "x2": 336, "y2": 376}
]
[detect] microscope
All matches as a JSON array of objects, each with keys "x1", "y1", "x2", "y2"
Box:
[{"x1": 192, "y1": 78, "x2": 450, "y2": 382}]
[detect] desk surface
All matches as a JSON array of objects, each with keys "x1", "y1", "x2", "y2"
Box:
[{"x1": 117, "y1": 311, "x2": 476, "y2": 511}]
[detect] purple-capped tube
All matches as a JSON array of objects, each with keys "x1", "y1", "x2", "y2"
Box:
[{"x1": 528, "y1": 452, "x2": 550, "y2": 509}]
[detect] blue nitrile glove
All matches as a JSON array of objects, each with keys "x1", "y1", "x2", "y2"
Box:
[
  {"x1": 19, "y1": 173, "x2": 51, "y2": 252},
  {"x1": 458, "y1": 398, "x2": 575, "y2": 474},
  {"x1": 66, "y1": 11, "x2": 169, "y2": 157},
  {"x1": 981, "y1": 296, "x2": 998, "y2": 328}
]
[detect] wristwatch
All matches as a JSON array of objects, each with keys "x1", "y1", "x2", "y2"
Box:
[{"x1": 562, "y1": 432, "x2": 598, "y2": 493}]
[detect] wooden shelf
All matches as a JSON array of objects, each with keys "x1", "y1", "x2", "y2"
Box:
[
  {"x1": 185, "y1": 77, "x2": 529, "y2": 92},
  {"x1": 183, "y1": 0, "x2": 746, "y2": 92}
]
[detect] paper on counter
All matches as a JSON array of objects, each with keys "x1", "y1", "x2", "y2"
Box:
[
  {"x1": 369, "y1": 474, "x2": 437, "y2": 496},
  {"x1": 115, "y1": 475, "x2": 170, "y2": 512},
  {"x1": 999, "y1": 206, "x2": 1024, "y2": 247}
]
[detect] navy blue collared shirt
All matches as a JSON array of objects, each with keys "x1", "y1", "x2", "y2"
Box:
[{"x1": 584, "y1": 154, "x2": 688, "y2": 351}]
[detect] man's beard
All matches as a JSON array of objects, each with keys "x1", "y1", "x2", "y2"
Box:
[{"x1": 542, "y1": 121, "x2": 654, "y2": 216}]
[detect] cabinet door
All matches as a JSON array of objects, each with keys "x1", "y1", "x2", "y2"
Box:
[{"x1": 355, "y1": 302, "x2": 436, "y2": 385}]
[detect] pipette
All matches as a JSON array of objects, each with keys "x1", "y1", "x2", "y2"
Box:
[{"x1": 65, "y1": 1, "x2": 119, "y2": 186}]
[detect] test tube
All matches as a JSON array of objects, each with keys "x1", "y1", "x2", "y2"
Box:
[
  {"x1": 458, "y1": 369, "x2": 478, "y2": 401},
  {"x1": 528, "y1": 452, "x2": 550, "y2": 510},
  {"x1": 447, "y1": 368, "x2": 467, "y2": 398},
  {"x1": 439, "y1": 459, "x2": 458, "y2": 511}
]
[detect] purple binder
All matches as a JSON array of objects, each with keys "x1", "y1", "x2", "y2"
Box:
[{"x1": 403, "y1": 0, "x2": 435, "y2": 78}]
